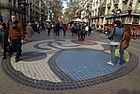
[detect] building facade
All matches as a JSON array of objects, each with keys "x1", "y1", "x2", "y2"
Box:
[
  {"x1": 0, "y1": 0, "x2": 47, "y2": 24},
  {"x1": 0, "y1": 0, "x2": 26, "y2": 23},
  {"x1": 81, "y1": 0, "x2": 140, "y2": 31}
]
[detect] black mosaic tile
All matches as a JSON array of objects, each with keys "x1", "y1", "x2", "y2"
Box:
[
  {"x1": 34, "y1": 41, "x2": 52, "y2": 50},
  {"x1": 21, "y1": 52, "x2": 47, "y2": 61},
  {"x1": 1, "y1": 48, "x2": 138, "y2": 90}
]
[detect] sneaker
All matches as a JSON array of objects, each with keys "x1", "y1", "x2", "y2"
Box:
[{"x1": 107, "y1": 61, "x2": 114, "y2": 66}]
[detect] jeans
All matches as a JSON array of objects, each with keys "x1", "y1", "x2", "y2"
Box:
[
  {"x1": 119, "y1": 46, "x2": 126, "y2": 64},
  {"x1": 110, "y1": 45, "x2": 118, "y2": 64}
]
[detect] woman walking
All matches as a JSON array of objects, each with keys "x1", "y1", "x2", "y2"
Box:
[
  {"x1": 119, "y1": 25, "x2": 132, "y2": 65},
  {"x1": 26, "y1": 23, "x2": 33, "y2": 42}
]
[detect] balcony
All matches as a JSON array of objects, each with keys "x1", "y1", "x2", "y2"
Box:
[
  {"x1": 121, "y1": 9, "x2": 140, "y2": 16},
  {"x1": 104, "y1": 13, "x2": 112, "y2": 18},
  {"x1": 114, "y1": 0, "x2": 119, "y2": 5},
  {"x1": 107, "y1": 3, "x2": 111, "y2": 8},
  {"x1": 105, "y1": 9, "x2": 140, "y2": 18},
  {"x1": 0, "y1": 2, "x2": 25, "y2": 13},
  {"x1": 122, "y1": 0, "x2": 129, "y2": 4}
]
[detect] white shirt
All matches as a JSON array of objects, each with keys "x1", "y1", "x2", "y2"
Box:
[
  {"x1": 110, "y1": 41, "x2": 120, "y2": 45},
  {"x1": 85, "y1": 26, "x2": 89, "y2": 31}
]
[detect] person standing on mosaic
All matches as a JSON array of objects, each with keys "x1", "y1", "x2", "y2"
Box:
[
  {"x1": 0, "y1": 22, "x2": 8, "y2": 60},
  {"x1": 8, "y1": 15, "x2": 25, "y2": 62},
  {"x1": 25, "y1": 22, "x2": 33, "y2": 42},
  {"x1": 107, "y1": 20, "x2": 124, "y2": 66},
  {"x1": 47, "y1": 22, "x2": 51, "y2": 36},
  {"x1": 63, "y1": 24, "x2": 68, "y2": 36},
  {"x1": 55, "y1": 22, "x2": 60, "y2": 36},
  {"x1": 119, "y1": 25, "x2": 132, "y2": 65}
]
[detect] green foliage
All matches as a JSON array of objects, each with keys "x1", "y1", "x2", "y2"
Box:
[
  {"x1": 50, "y1": 0, "x2": 63, "y2": 22},
  {"x1": 62, "y1": 0, "x2": 84, "y2": 22}
]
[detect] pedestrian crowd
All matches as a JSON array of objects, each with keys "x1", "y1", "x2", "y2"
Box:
[
  {"x1": 0, "y1": 15, "x2": 132, "y2": 65},
  {"x1": 0, "y1": 15, "x2": 43, "y2": 62}
]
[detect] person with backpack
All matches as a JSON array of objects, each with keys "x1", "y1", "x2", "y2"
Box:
[
  {"x1": 119, "y1": 25, "x2": 132, "y2": 65},
  {"x1": 47, "y1": 22, "x2": 51, "y2": 36},
  {"x1": 107, "y1": 20, "x2": 124, "y2": 66},
  {"x1": 8, "y1": 15, "x2": 25, "y2": 62}
]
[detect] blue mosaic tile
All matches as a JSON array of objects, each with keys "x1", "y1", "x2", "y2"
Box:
[
  {"x1": 55, "y1": 50, "x2": 122, "y2": 80},
  {"x1": 2, "y1": 48, "x2": 138, "y2": 90}
]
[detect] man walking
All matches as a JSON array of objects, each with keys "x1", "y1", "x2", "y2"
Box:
[{"x1": 8, "y1": 15, "x2": 25, "y2": 62}]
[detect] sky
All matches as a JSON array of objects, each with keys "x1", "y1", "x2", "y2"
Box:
[{"x1": 62, "y1": 0, "x2": 69, "y2": 12}]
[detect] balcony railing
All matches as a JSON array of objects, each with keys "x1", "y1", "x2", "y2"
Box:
[
  {"x1": 107, "y1": 2, "x2": 111, "y2": 8},
  {"x1": 122, "y1": 0, "x2": 129, "y2": 4},
  {"x1": 105, "y1": 9, "x2": 140, "y2": 18},
  {"x1": 114, "y1": 0, "x2": 119, "y2": 5},
  {"x1": 121, "y1": 9, "x2": 140, "y2": 15},
  {"x1": 0, "y1": 2, "x2": 25, "y2": 13}
]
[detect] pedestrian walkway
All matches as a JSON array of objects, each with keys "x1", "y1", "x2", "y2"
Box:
[{"x1": 0, "y1": 30, "x2": 139, "y2": 94}]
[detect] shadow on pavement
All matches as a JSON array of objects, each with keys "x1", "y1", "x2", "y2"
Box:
[{"x1": 21, "y1": 52, "x2": 47, "y2": 61}]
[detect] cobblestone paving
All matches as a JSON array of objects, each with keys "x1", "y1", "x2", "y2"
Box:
[
  {"x1": 2, "y1": 37, "x2": 138, "y2": 90},
  {"x1": 0, "y1": 31, "x2": 140, "y2": 94}
]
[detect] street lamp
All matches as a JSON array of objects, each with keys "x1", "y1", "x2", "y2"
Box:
[
  {"x1": 19, "y1": 1, "x2": 29, "y2": 23},
  {"x1": 111, "y1": 6, "x2": 122, "y2": 21},
  {"x1": 111, "y1": 7, "x2": 121, "y2": 17}
]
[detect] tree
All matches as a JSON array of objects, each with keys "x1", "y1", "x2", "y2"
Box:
[
  {"x1": 63, "y1": 0, "x2": 84, "y2": 22},
  {"x1": 48, "y1": 0, "x2": 63, "y2": 23}
]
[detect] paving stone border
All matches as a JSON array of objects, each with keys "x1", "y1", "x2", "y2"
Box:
[{"x1": 1, "y1": 48, "x2": 138, "y2": 90}]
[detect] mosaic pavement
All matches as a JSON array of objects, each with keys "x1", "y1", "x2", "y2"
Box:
[{"x1": 2, "y1": 39, "x2": 138, "y2": 90}]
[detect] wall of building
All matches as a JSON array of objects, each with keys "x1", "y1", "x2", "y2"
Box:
[
  {"x1": 0, "y1": 0, "x2": 47, "y2": 24},
  {"x1": 81, "y1": 0, "x2": 140, "y2": 32}
]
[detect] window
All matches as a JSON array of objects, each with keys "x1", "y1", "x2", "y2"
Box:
[{"x1": 133, "y1": 17, "x2": 139, "y2": 24}]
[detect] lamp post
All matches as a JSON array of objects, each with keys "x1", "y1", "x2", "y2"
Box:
[
  {"x1": 19, "y1": 0, "x2": 29, "y2": 23},
  {"x1": 111, "y1": 6, "x2": 121, "y2": 21}
]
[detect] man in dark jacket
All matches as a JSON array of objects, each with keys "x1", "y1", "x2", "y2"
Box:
[{"x1": 8, "y1": 15, "x2": 25, "y2": 62}]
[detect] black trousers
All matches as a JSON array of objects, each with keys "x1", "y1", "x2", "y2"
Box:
[{"x1": 10, "y1": 39, "x2": 22, "y2": 59}]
